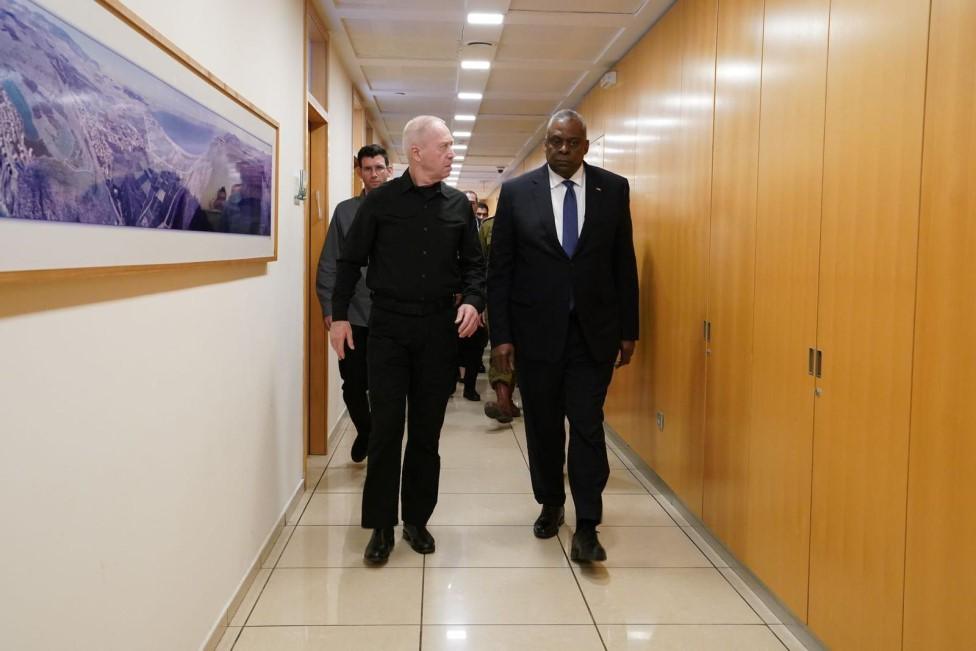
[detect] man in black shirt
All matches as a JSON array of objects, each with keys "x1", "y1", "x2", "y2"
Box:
[{"x1": 330, "y1": 115, "x2": 485, "y2": 564}]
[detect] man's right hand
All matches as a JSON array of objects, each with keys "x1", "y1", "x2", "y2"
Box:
[
  {"x1": 329, "y1": 320, "x2": 354, "y2": 360},
  {"x1": 491, "y1": 343, "x2": 515, "y2": 375}
]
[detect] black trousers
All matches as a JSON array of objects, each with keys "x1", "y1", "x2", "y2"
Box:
[
  {"x1": 517, "y1": 315, "x2": 615, "y2": 524},
  {"x1": 362, "y1": 305, "x2": 457, "y2": 528},
  {"x1": 459, "y1": 325, "x2": 489, "y2": 392},
  {"x1": 339, "y1": 324, "x2": 371, "y2": 440}
]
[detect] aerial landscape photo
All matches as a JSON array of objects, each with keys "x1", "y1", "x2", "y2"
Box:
[{"x1": 0, "y1": 0, "x2": 273, "y2": 236}]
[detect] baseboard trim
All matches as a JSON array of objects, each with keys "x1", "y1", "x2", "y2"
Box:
[
  {"x1": 604, "y1": 423, "x2": 828, "y2": 651},
  {"x1": 200, "y1": 477, "x2": 306, "y2": 651}
]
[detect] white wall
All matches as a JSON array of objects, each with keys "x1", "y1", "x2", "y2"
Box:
[
  {"x1": 0, "y1": 0, "x2": 309, "y2": 648},
  {"x1": 325, "y1": 42, "x2": 354, "y2": 438}
]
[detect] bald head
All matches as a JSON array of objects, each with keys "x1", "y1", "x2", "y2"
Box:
[{"x1": 402, "y1": 115, "x2": 455, "y2": 185}]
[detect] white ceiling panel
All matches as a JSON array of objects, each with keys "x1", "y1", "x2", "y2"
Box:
[
  {"x1": 497, "y1": 23, "x2": 622, "y2": 62},
  {"x1": 344, "y1": 19, "x2": 462, "y2": 59},
  {"x1": 468, "y1": 132, "x2": 534, "y2": 156},
  {"x1": 508, "y1": 0, "x2": 645, "y2": 12},
  {"x1": 336, "y1": 0, "x2": 468, "y2": 10},
  {"x1": 363, "y1": 65, "x2": 457, "y2": 92},
  {"x1": 478, "y1": 97, "x2": 559, "y2": 115},
  {"x1": 374, "y1": 95, "x2": 455, "y2": 115},
  {"x1": 471, "y1": 116, "x2": 547, "y2": 134},
  {"x1": 486, "y1": 68, "x2": 584, "y2": 95}
]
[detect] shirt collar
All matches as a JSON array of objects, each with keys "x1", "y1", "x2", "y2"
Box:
[
  {"x1": 548, "y1": 163, "x2": 585, "y2": 190},
  {"x1": 397, "y1": 168, "x2": 446, "y2": 196}
]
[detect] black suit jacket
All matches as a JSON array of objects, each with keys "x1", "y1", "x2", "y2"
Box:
[{"x1": 488, "y1": 163, "x2": 639, "y2": 363}]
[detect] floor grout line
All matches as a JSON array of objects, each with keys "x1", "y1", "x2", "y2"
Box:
[{"x1": 557, "y1": 528, "x2": 609, "y2": 651}]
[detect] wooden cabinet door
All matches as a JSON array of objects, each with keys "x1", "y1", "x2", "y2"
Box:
[
  {"x1": 746, "y1": 0, "x2": 830, "y2": 620},
  {"x1": 702, "y1": 0, "x2": 764, "y2": 558},
  {"x1": 808, "y1": 1, "x2": 930, "y2": 648},
  {"x1": 903, "y1": 0, "x2": 976, "y2": 647}
]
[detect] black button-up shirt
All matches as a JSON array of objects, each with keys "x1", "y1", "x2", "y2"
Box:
[{"x1": 332, "y1": 170, "x2": 486, "y2": 320}]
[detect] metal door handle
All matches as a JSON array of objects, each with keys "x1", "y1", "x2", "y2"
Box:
[
  {"x1": 815, "y1": 349, "x2": 823, "y2": 379},
  {"x1": 808, "y1": 348, "x2": 815, "y2": 376}
]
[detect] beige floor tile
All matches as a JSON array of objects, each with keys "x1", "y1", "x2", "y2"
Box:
[
  {"x1": 228, "y1": 569, "x2": 271, "y2": 627},
  {"x1": 439, "y1": 445, "x2": 528, "y2": 469},
  {"x1": 600, "y1": 624, "x2": 786, "y2": 650},
  {"x1": 425, "y1": 525, "x2": 568, "y2": 568},
  {"x1": 575, "y1": 567, "x2": 761, "y2": 625},
  {"x1": 286, "y1": 490, "x2": 314, "y2": 526},
  {"x1": 277, "y1": 525, "x2": 422, "y2": 568},
  {"x1": 314, "y1": 466, "x2": 366, "y2": 493},
  {"x1": 564, "y1": 468, "x2": 648, "y2": 495},
  {"x1": 235, "y1": 626, "x2": 420, "y2": 651},
  {"x1": 422, "y1": 625, "x2": 605, "y2": 650},
  {"x1": 769, "y1": 624, "x2": 810, "y2": 651},
  {"x1": 263, "y1": 525, "x2": 295, "y2": 569},
  {"x1": 566, "y1": 494, "x2": 675, "y2": 527},
  {"x1": 438, "y1": 467, "x2": 533, "y2": 494},
  {"x1": 298, "y1": 493, "x2": 362, "y2": 526},
  {"x1": 247, "y1": 567, "x2": 422, "y2": 626},
  {"x1": 439, "y1": 431, "x2": 522, "y2": 451},
  {"x1": 719, "y1": 567, "x2": 780, "y2": 624},
  {"x1": 559, "y1": 526, "x2": 710, "y2": 568},
  {"x1": 680, "y1": 527, "x2": 730, "y2": 568},
  {"x1": 428, "y1": 493, "x2": 541, "y2": 526},
  {"x1": 423, "y1": 567, "x2": 591, "y2": 625},
  {"x1": 214, "y1": 626, "x2": 240, "y2": 651},
  {"x1": 653, "y1": 496, "x2": 692, "y2": 527}
]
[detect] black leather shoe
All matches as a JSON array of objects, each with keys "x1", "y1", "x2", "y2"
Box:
[
  {"x1": 533, "y1": 505, "x2": 564, "y2": 539},
  {"x1": 364, "y1": 527, "x2": 394, "y2": 563},
  {"x1": 402, "y1": 524, "x2": 435, "y2": 554},
  {"x1": 463, "y1": 389, "x2": 481, "y2": 401},
  {"x1": 570, "y1": 526, "x2": 607, "y2": 563},
  {"x1": 350, "y1": 433, "x2": 369, "y2": 463}
]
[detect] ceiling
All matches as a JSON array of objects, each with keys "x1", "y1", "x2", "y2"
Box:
[{"x1": 314, "y1": 0, "x2": 675, "y2": 197}]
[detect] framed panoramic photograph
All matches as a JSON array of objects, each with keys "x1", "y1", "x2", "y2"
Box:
[{"x1": 0, "y1": 0, "x2": 279, "y2": 279}]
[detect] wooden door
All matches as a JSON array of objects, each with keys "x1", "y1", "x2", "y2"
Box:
[
  {"x1": 307, "y1": 107, "x2": 329, "y2": 455},
  {"x1": 807, "y1": 0, "x2": 930, "y2": 647},
  {"x1": 903, "y1": 2, "x2": 976, "y2": 646},
  {"x1": 702, "y1": 0, "x2": 764, "y2": 558},
  {"x1": 746, "y1": 0, "x2": 830, "y2": 619}
]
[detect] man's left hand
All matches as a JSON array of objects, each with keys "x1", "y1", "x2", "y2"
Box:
[
  {"x1": 617, "y1": 340, "x2": 636, "y2": 368},
  {"x1": 456, "y1": 304, "x2": 480, "y2": 338}
]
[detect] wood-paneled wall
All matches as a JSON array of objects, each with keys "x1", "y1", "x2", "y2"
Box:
[{"x1": 508, "y1": 0, "x2": 970, "y2": 648}]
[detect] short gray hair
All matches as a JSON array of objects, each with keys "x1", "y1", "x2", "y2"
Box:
[
  {"x1": 546, "y1": 109, "x2": 587, "y2": 135},
  {"x1": 402, "y1": 115, "x2": 449, "y2": 156}
]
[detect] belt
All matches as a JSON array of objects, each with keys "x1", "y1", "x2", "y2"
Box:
[{"x1": 371, "y1": 294, "x2": 455, "y2": 316}]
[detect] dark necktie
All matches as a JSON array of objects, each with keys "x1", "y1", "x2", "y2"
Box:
[{"x1": 562, "y1": 179, "x2": 578, "y2": 257}]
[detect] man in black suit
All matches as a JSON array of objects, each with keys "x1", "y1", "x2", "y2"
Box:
[{"x1": 487, "y1": 109, "x2": 639, "y2": 562}]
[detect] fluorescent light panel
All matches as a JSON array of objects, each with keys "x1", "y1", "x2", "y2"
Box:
[
  {"x1": 460, "y1": 60, "x2": 491, "y2": 70},
  {"x1": 458, "y1": 92, "x2": 483, "y2": 100},
  {"x1": 454, "y1": 131, "x2": 471, "y2": 138},
  {"x1": 467, "y1": 12, "x2": 504, "y2": 25},
  {"x1": 455, "y1": 115, "x2": 476, "y2": 122},
  {"x1": 453, "y1": 144, "x2": 468, "y2": 150}
]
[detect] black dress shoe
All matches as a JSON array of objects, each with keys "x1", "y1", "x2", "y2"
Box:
[
  {"x1": 350, "y1": 433, "x2": 369, "y2": 463},
  {"x1": 463, "y1": 388, "x2": 481, "y2": 401},
  {"x1": 364, "y1": 527, "x2": 394, "y2": 563},
  {"x1": 402, "y1": 524, "x2": 435, "y2": 554},
  {"x1": 570, "y1": 526, "x2": 607, "y2": 563},
  {"x1": 533, "y1": 505, "x2": 565, "y2": 539}
]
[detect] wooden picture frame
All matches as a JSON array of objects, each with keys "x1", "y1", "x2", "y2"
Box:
[{"x1": 0, "y1": 0, "x2": 280, "y2": 280}]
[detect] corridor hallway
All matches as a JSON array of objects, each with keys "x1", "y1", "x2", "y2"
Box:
[{"x1": 217, "y1": 379, "x2": 809, "y2": 651}]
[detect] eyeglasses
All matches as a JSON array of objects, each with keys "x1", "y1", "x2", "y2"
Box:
[{"x1": 546, "y1": 136, "x2": 585, "y2": 151}]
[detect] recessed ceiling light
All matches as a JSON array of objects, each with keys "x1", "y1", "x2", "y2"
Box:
[
  {"x1": 461, "y1": 60, "x2": 491, "y2": 70},
  {"x1": 453, "y1": 155, "x2": 465, "y2": 161},
  {"x1": 453, "y1": 144, "x2": 468, "y2": 150},
  {"x1": 454, "y1": 131, "x2": 472, "y2": 138},
  {"x1": 458, "y1": 92, "x2": 483, "y2": 101},
  {"x1": 467, "y1": 12, "x2": 504, "y2": 25},
  {"x1": 455, "y1": 115, "x2": 476, "y2": 122}
]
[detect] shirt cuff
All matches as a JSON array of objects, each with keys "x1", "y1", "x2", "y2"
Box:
[
  {"x1": 462, "y1": 295, "x2": 485, "y2": 313},
  {"x1": 332, "y1": 303, "x2": 349, "y2": 321}
]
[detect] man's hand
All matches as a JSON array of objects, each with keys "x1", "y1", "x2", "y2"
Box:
[
  {"x1": 492, "y1": 343, "x2": 515, "y2": 375},
  {"x1": 617, "y1": 340, "x2": 636, "y2": 368},
  {"x1": 456, "y1": 304, "x2": 480, "y2": 338},
  {"x1": 329, "y1": 320, "x2": 354, "y2": 360},
  {"x1": 323, "y1": 316, "x2": 333, "y2": 330}
]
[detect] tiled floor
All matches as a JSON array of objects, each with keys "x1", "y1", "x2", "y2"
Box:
[{"x1": 219, "y1": 379, "x2": 808, "y2": 650}]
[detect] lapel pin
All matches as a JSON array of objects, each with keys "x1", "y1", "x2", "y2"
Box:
[{"x1": 596, "y1": 187, "x2": 603, "y2": 192}]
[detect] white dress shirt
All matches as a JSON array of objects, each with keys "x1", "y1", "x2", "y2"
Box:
[{"x1": 548, "y1": 164, "x2": 586, "y2": 246}]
